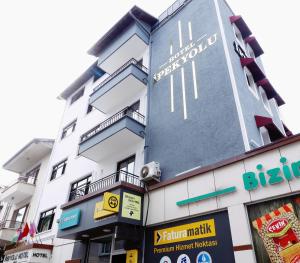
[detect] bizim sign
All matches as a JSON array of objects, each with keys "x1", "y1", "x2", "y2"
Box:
[
  {"x1": 59, "y1": 208, "x2": 81, "y2": 230},
  {"x1": 243, "y1": 157, "x2": 300, "y2": 191}
]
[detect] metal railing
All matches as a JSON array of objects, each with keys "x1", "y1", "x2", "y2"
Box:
[
  {"x1": 94, "y1": 58, "x2": 148, "y2": 92},
  {"x1": 68, "y1": 171, "x2": 143, "y2": 201},
  {"x1": 80, "y1": 106, "x2": 145, "y2": 143},
  {"x1": 0, "y1": 220, "x2": 22, "y2": 230}
]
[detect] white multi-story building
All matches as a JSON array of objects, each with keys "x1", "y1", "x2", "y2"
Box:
[{"x1": 2, "y1": 1, "x2": 299, "y2": 263}]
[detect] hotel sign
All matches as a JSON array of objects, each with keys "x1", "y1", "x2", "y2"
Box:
[
  {"x1": 153, "y1": 33, "x2": 218, "y2": 82},
  {"x1": 4, "y1": 249, "x2": 51, "y2": 263}
]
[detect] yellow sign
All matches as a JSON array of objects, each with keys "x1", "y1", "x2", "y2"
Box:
[
  {"x1": 126, "y1": 249, "x2": 138, "y2": 263},
  {"x1": 94, "y1": 201, "x2": 115, "y2": 220},
  {"x1": 121, "y1": 192, "x2": 141, "y2": 221},
  {"x1": 154, "y1": 219, "x2": 216, "y2": 246},
  {"x1": 103, "y1": 192, "x2": 120, "y2": 213}
]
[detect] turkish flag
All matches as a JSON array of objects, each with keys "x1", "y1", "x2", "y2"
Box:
[{"x1": 21, "y1": 223, "x2": 29, "y2": 239}]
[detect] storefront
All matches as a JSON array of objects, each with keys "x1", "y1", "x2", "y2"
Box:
[
  {"x1": 144, "y1": 135, "x2": 300, "y2": 263},
  {"x1": 57, "y1": 184, "x2": 144, "y2": 263}
]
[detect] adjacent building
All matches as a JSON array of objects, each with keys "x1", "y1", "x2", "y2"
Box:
[{"x1": 1, "y1": 0, "x2": 299, "y2": 263}]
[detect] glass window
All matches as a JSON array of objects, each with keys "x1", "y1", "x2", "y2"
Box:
[
  {"x1": 86, "y1": 104, "x2": 94, "y2": 114},
  {"x1": 69, "y1": 175, "x2": 92, "y2": 201},
  {"x1": 12, "y1": 206, "x2": 27, "y2": 224},
  {"x1": 116, "y1": 155, "x2": 135, "y2": 182},
  {"x1": 233, "y1": 24, "x2": 245, "y2": 50},
  {"x1": 61, "y1": 120, "x2": 76, "y2": 139},
  {"x1": 70, "y1": 88, "x2": 84, "y2": 105},
  {"x1": 50, "y1": 159, "x2": 67, "y2": 181},
  {"x1": 259, "y1": 87, "x2": 272, "y2": 115},
  {"x1": 37, "y1": 208, "x2": 56, "y2": 233},
  {"x1": 25, "y1": 165, "x2": 40, "y2": 185},
  {"x1": 244, "y1": 67, "x2": 259, "y2": 99}
]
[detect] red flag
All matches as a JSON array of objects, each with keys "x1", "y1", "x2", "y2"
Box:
[{"x1": 20, "y1": 223, "x2": 29, "y2": 239}]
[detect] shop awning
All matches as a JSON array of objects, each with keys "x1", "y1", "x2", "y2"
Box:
[
  {"x1": 244, "y1": 36, "x2": 264, "y2": 57},
  {"x1": 256, "y1": 78, "x2": 285, "y2": 106},
  {"x1": 230, "y1": 15, "x2": 252, "y2": 39},
  {"x1": 240, "y1": 58, "x2": 265, "y2": 82},
  {"x1": 254, "y1": 115, "x2": 285, "y2": 142},
  {"x1": 283, "y1": 123, "x2": 293, "y2": 137}
]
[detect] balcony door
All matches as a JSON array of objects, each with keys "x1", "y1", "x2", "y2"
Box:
[
  {"x1": 116, "y1": 155, "x2": 135, "y2": 182},
  {"x1": 10, "y1": 205, "x2": 27, "y2": 228}
]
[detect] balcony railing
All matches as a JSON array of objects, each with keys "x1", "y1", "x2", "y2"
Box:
[
  {"x1": 1, "y1": 176, "x2": 36, "y2": 194},
  {"x1": 69, "y1": 171, "x2": 143, "y2": 201},
  {"x1": 80, "y1": 107, "x2": 145, "y2": 143},
  {"x1": 0, "y1": 220, "x2": 22, "y2": 230},
  {"x1": 94, "y1": 58, "x2": 148, "y2": 92}
]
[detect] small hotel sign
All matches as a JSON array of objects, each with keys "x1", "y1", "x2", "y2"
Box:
[{"x1": 59, "y1": 208, "x2": 81, "y2": 230}]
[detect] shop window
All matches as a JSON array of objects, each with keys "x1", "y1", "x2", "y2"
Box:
[
  {"x1": 244, "y1": 67, "x2": 259, "y2": 99},
  {"x1": 247, "y1": 195, "x2": 300, "y2": 263},
  {"x1": 61, "y1": 120, "x2": 76, "y2": 139},
  {"x1": 259, "y1": 127, "x2": 271, "y2": 145},
  {"x1": 259, "y1": 87, "x2": 272, "y2": 115},
  {"x1": 70, "y1": 88, "x2": 84, "y2": 105},
  {"x1": 50, "y1": 159, "x2": 67, "y2": 181},
  {"x1": 24, "y1": 165, "x2": 40, "y2": 185},
  {"x1": 37, "y1": 208, "x2": 56, "y2": 233},
  {"x1": 68, "y1": 175, "x2": 91, "y2": 201}
]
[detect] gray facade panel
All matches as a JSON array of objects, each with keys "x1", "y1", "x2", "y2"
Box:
[
  {"x1": 146, "y1": 0, "x2": 245, "y2": 181},
  {"x1": 79, "y1": 117, "x2": 145, "y2": 155},
  {"x1": 90, "y1": 64, "x2": 147, "y2": 104},
  {"x1": 97, "y1": 22, "x2": 149, "y2": 66}
]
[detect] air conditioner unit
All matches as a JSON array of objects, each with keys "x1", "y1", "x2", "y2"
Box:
[{"x1": 140, "y1": 162, "x2": 161, "y2": 183}]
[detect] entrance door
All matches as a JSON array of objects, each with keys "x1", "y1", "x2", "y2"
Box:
[
  {"x1": 111, "y1": 254, "x2": 126, "y2": 263},
  {"x1": 88, "y1": 238, "x2": 111, "y2": 263}
]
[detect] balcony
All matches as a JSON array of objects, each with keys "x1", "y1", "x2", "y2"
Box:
[
  {"x1": 78, "y1": 107, "x2": 146, "y2": 162},
  {"x1": 0, "y1": 220, "x2": 22, "y2": 245},
  {"x1": 90, "y1": 59, "x2": 148, "y2": 114},
  {"x1": 69, "y1": 171, "x2": 143, "y2": 202},
  {"x1": 0, "y1": 177, "x2": 36, "y2": 204}
]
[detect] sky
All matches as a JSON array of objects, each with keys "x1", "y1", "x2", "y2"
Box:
[{"x1": 0, "y1": 0, "x2": 299, "y2": 186}]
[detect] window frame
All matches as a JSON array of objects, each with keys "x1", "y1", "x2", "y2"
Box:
[
  {"x1": 258, "y1": 86, "x2": 272, "y2": 115},
  {"x1": 244, "y1": 67, "x2": 259, "y2": 99},
  {"x1": 61, "y1": 119, "x2": 77, "y2": 139},
  {"x1": 70, "y1": 88, "x2": 85, "y2": 105},
  {"x1": 25, "y1": 165, "x2": 40, "y2": 185},
  {"x1": 68, "y1": 174, "x2": 92, "y2": 201},
  {"x1": 232, "y1": 24, "x2": 246, "y2": 50},
  {"x1": 37, "y1": 207, "x2": 56, "y2": 233},
  {"x1": 50, "y1": 159, "x2": 68, "y2": 181},
  {"x1": 259, "y1": 126, "x2": 271, "y2": 145}
]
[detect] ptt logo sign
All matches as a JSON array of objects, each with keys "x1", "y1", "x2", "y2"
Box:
[{"x1": 154, "y1": 219, "x2": 216, "y2": 246}]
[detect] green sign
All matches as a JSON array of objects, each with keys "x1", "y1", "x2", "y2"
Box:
[
  {"x1": 243, "y1": 157, "x2": 300, "y2": 191},
  {"x1": 121, "y1": 192, "x2": 141, "y2": 221}
]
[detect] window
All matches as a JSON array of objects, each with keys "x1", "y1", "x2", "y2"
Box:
[
  {"x1": 70, "y1": 88, "x2": 84, "y2": 105},
  {"x1": 61, "y1": 120, "x2": 76, "y2": 139},
  {"x1": 10, "y1": 206, "x2": 28, "y2": 228},
  {"x1": 69, "y1": 175, "x2": 92, "y2": 201},
  {"x1": 37, "y1": 208, "x2": 56, "y2": 233},
  {"x1": 233, "y1": 24, "x2": 245, "y2": 49},
  {"x1": 50, "y1": 159, "x2": 67, "y2": 181},
  {"x1": 116, "y1": 155, "x2": 135, "y2": 182},
  {"x1": 244, "y1": 67, "x2": 259, "y2": 99},
  {"x1": 259, "y1": 87, "x2": 272, "y2": 115},
  {"x1": 260, "y1": 127, "x2": 271, "y2": 145},
  {"x1": 246, "y1": 43, "x2": 255, "y2": 59},
  {"x1": 24, "y1": 165, "x2": 40, "y2": 185},
  {"x1": 86, "y1": 104, "x2": 94, "y2": 114}
]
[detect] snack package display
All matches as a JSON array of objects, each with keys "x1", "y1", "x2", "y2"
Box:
[{"x1": 252, "y1": 203, "x2": 300, "y2": 263}]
